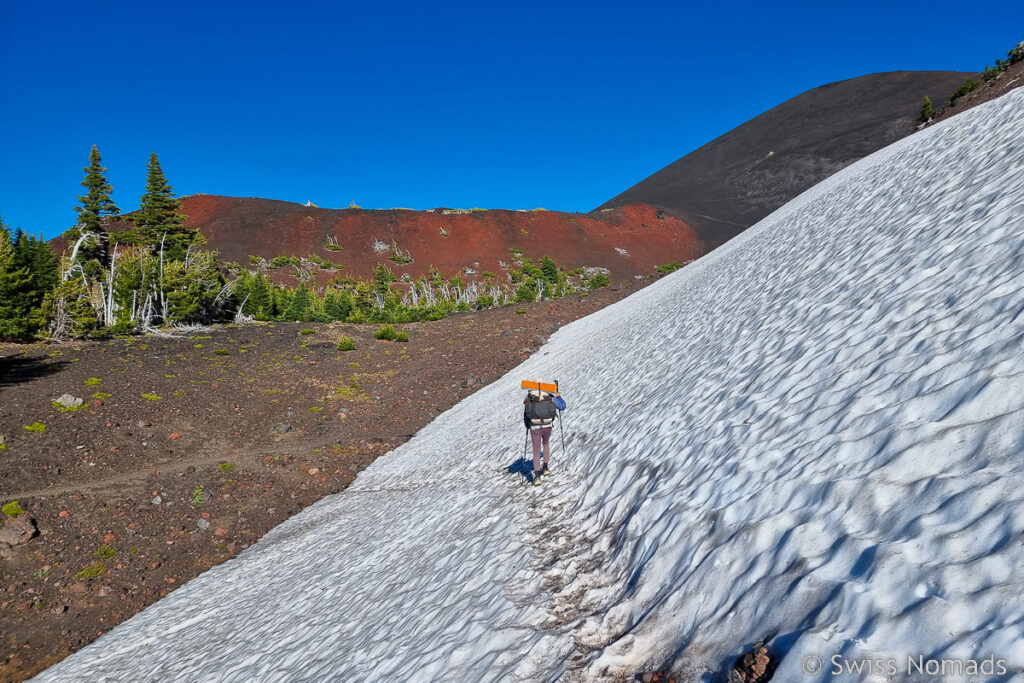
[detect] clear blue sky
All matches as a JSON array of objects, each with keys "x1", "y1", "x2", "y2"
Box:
[{"x1": 1, "y1": 1, "x2": 1021, "y2": 239}]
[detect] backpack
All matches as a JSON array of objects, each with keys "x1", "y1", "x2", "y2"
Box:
[{"x1": 525, "y1": 395, "x2": 557, "y2": 425}]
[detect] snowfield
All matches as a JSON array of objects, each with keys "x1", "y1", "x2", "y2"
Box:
[{"x1": 37, "y1": 90, "x2": 1024, "y2": 682}]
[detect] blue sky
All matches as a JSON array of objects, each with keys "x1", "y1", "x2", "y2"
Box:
[{"x1": 1, "y1": 1, "x2": 1021, "y2": 239}]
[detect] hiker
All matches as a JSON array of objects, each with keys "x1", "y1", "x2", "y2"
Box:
[{"x1": 523, "y1": 388, "x2": 566, "y2": 483}]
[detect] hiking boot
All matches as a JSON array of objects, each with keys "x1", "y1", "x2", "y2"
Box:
[
  {"x1": 541, "y1": 462, "x2": 551, "y2": 476},
  {"x1": 532, "y1": 470, "x2": 543, "y2": 485}
]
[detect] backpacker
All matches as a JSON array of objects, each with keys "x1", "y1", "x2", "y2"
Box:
[{"x1": 525, "y1": 394, "x2": 557, "y2": 426}]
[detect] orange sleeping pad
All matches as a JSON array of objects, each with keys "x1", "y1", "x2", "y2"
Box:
[{"x1": 521, "y1": 380, "x2": 558, "y2": 393}]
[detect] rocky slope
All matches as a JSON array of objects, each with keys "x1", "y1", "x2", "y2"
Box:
[
  {"x1": 89, "y1": 196, "x2": 705, "y2": 284},
  {"x1": 595, "y1": 70, "x2": 973, "y2": 251}
]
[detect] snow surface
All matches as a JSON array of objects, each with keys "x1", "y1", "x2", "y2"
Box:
[{"x1": 37, "y1": 90, "x2": 1024, "y2": 682}]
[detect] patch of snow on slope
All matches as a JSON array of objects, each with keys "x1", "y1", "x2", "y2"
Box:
[{"x1": 37, "y1": 90, "x2": 1024, "y2": 682}]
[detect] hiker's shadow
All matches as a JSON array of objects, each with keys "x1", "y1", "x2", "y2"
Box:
[{"x1": 506, "y1": 457, "x2": 534, "y2": 484}]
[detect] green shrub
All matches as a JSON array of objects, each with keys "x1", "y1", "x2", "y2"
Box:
[
  {"x1": 589, "y1": 273, "x2": 610, "y2": 288},
  {"x1": 337, "y1": 337, "x2": 356, "y2": 351},
  {"x1": 76, "y1": 563, "x2": 105, "y2": 579},
  {"x1": 84, "y1": 377, "x2": 102, "y2": 386},
  {"x1": 218, "y1": 462, "x2": 236, "y2": 472},
  {"x1": 1010, "y1": 39, "x2": 1024, "y2": 65},
  {"x1": 374, "y1": 324, "x2": 398, "y2": 341},
  {"x1": 515, "y1": 281, "x2": 537, "y2": 303},
  {"x1": 270, "y1": 255, "x2": 301, "y2": 268},
  {"x1": 23, "y1": 422, "x2": 46, "y2": 433},
  {"x1": 93, "y1": 545, "x2": 117, "y2": 559},
  {"x1": 214, "y1": 349, "x2": 230, "y2": 355},
  {"x1": 53, "y1": 400, "x2": 88, "y2": 412},
  {"x1": 299, "y1": 328, "x2": 315, "y2": 335},
  {"x1": 389, "y1": 250, "x2": 413, "y2": 264},
  {"x1": 655, "y1": 262, "x2": 687, "y2": 275},
  {"x1": 2, "y1": 501, "x2": 25, "y2": 516},
  {"x1": 141, "y1": 392, "x2": 162, "y2": 401},
  {"x1": 395, "y1": 331, "x2": 409, "y2": 342},
  {"x1": 109, "y1": 318, "x2": 136, "y2": 335},
  {"x1": 477, "y1": 295, "x2": 494, "y2": 309},
  {"x1": 949, "y1": 78, "x2": 979, "y2": 105}
]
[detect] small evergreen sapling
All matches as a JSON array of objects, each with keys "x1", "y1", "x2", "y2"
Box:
[{"x1": 917, "y1": 96, "x2": 934, "y2": 124}]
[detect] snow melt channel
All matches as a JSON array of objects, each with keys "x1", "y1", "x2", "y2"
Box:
[{"x1": 37, "y1": 90, "x2": 1024, "y2": 682}]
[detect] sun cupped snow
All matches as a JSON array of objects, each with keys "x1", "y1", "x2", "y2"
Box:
[{"x1": 36, "y1": 89, "x2": 1024, "y2": 682}]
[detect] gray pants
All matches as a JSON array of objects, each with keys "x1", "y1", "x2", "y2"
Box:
[{"x1": 530, "y1": 427, "x2": 552, "y2": 471}]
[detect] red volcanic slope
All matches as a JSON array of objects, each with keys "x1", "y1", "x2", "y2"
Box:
[{"x1": 180, "y1": 195, "x2": 703, "y2": 281}]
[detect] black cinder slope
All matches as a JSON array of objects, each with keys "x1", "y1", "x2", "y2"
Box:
[{"x1": 595, "y1": 71, "x2": 972, "y2": 251}]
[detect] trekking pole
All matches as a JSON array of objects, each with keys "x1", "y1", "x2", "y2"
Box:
[
  {"x1": 523, "y1": 427, "x2": 530, "y2": 483},
  {"x1": 555, "y1": 380, "x2": 567, "y2": 459}
]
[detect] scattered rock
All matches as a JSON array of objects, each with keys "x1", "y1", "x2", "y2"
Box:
[
  {"x1": 68, "y1": 582, "x2": 89, "y2": 598},
  {"x1": 97, "y1": 585, "x2": 111, "y2": 597},
  {"x1": 169, "y1": 433, "x2": 181, "y2": 440},
  {"x1": 196, "y1": 518, "x2": 210, "y2": 531},
  {"x1": 137, "y1": 420, "x2": 152, "y2": 428},
  {"x1": 102, "y1": 533, "x2": 115, "y2": 543},
  {"x1": 0, "y1": 543, "x2": 14, "y2": 560},
  {"x1": 214, "y1": 527, "x2": 228, "y2": 537},
  {"x1": 0, "y1": 516, "x2": 38, "y2": 546},
  {"x1": 639, "y1": 673, "x2": 676, "y2": 683},
  {"x1": 308, "y1": 467, "x2": 320, "y2": 475},
  {"x1": 151, "y1": 496, "x2": 163, "y2": 505},
  {"x1": 273, "y1": 423, "x2": 292, "y2": 434},
  {"x1": 730, "y1": 641, "x2": 774, "y2": 683},
  {"x1": 54, "y1": 394, "x2": 84, "y2": 409},
  {"x1": 58, "y1": 510, "x2": 70, "y2": 518}
]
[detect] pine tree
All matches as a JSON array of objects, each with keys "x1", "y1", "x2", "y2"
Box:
[
  {"x1": 11, "y1": 229, "x2": 59, "y2": 334},
  {"x1": 541, "y1": 255, "x2": 559, "y2": 283},
  {"x1": 373, "y1": 263, "x2": 397, "y2": 293},
  {"x1": 251, "y1": 273, "x2": 271, "y2": 319},
  {"x1": 0, "y1": 222, "x2": 34, "y2": 339},
  {"x1": 134, "y1": 152, "x2": 193, "y2": 260},
  {"x1": 74, "y1": 145, "x2": 120, "y2": 264},
  {"x1": 285, "y1": 282, "x2": 314, "y2": 322},
  {"x1": 917, "y1": 96, "x2": 934, "y2": 124}
]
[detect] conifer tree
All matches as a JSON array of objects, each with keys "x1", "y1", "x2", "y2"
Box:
[
  {"x1": 285, "y1": 282, "x2": 314, "y2": 321},
  {"x1": 917, "y1": 96, "x2": 934, "y2": 124},
  {"x1": 12, "y1": 229, "x2": 59, "y2": 330},
  {"x1": 74, "y1": 145, "x2": 120, "y2": 264},
  {"x1": 134, "y1": 152, "x2": 193, "y2": 260},
  {"x1": 541, "y1": 255, "x2": 559, "y2": 283},
  {"x1": 0, "y1": 222, "x2": 34, "y2": 339}
]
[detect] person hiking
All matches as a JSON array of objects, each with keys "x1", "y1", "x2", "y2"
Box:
[{"x1": 523, "y1": 388, "x2": 566, "y2": 484}]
